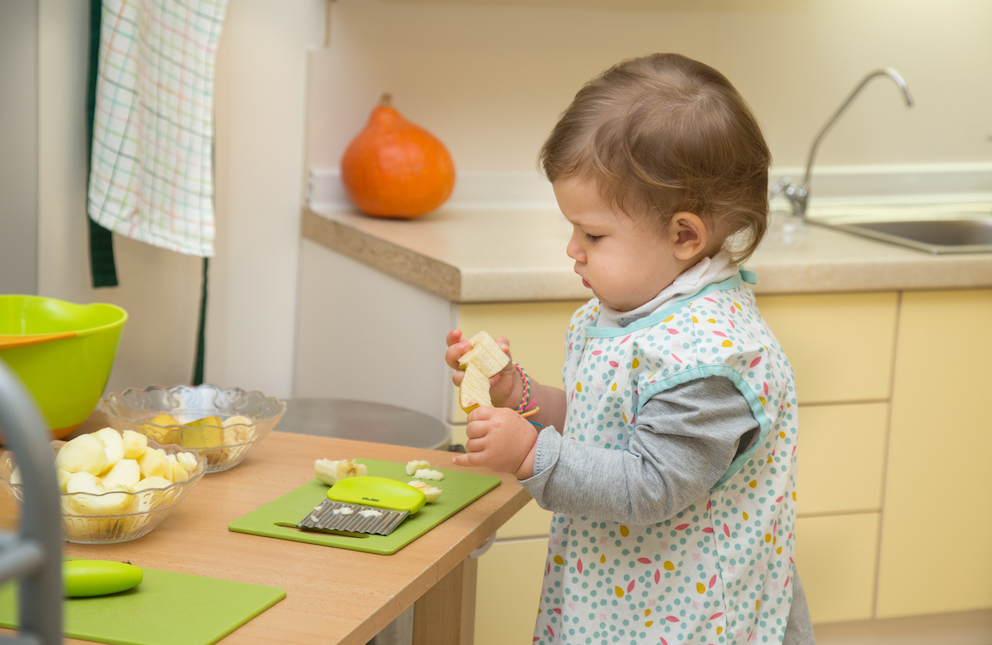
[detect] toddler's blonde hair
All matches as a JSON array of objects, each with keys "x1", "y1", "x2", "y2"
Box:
[{"x1": 540, "y1": 53, "x2": 771, "y2": 262}]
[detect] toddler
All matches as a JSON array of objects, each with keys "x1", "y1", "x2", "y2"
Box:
[{"x1": 447, "y1": 53, "x2": 813, "y2": 645}]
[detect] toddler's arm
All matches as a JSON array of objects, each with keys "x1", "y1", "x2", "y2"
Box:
[{"x1": 521, "y1": 376, "x2": 758, "y2": 525}]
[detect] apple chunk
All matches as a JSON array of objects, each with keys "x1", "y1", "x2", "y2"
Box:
[
  {"x1": 122, "y1": 430, "x2": 148, "y2": 459},
  {"x1": 55, "y1": 434, "x2": 110, "y2": 476},
  {"x1": 65, "y1": 471, "x2": 134, "y2": 515},
  {"x1": 183, "y1": 416, "x2": 224, "y2": 449},
  {"x1": 100, "y1": 459, "x2": 141, "y2": 490},
  {"x1": 92, "y1": 427, "x2": 126, "y2": 464},
  {"x1": 137, "y1": 447, "x2": 171, "y2": 480}
]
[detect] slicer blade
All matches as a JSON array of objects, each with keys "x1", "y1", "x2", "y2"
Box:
[{"x1": 297, "y1": 499, "x2": 409, "y2": 536}]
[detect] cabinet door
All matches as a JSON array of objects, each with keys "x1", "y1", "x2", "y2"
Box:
[
  {"x1": 474, "y1": 538, "x2": 549, "y2": 645},
  {"x1": 876, "y1": 289, "x2": 992, "y2": 618},
  {"x1": 797, "y1": 402, "x2": 888, "y2": 515},
  {"x1": 796, "y1": 513, "x2": 879, "y2": 624},
  {"x1": 757, "y1": 293, "x2": 899, "y2": 404}
]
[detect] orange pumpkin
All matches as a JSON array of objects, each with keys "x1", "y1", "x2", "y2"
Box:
[{"x1": 340, "y1": 93, "x2": 456, "y2": 219}]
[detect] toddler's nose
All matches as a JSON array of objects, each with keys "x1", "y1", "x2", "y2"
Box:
[{"x1": 566, "y1": 230, "x2": 584, "y2": 262}]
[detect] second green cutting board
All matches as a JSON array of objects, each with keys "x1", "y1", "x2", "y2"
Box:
[{"x1": 227, "y1": 459, "x2": 501, "y2": 555}]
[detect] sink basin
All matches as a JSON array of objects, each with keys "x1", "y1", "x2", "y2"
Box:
[
  {"x1": 826, "y1": 218, "x2": 992, "y2": 254},
  {"x1": 793, "y1": 201, "x2": 992, "y2": 254}
]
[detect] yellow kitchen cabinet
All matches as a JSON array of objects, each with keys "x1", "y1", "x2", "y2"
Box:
[
  {"x1": 453, "y1": 289, "x2": 990, "y2": 630},
  {"x1": 496, "y1": 498, "x2": 554, "y2": 539},
  {"x1": 796, "y1": 513, "x2": 880, "y2": 624},
  {"x1": 454, "y1": 292, "x2": 905, "y2": 632},
  {"x1": 876, "y1": 289, "x2": 992, "y2": 618},
  {"x1": 756, "y1": 293, "x2": 899, "y2": 404},
  {"x1": 474, "y1": 538, "x2": 549, "y2": 645},
  {"x1": 796, "y1": 402, "x2": 888, "y2": 515}
]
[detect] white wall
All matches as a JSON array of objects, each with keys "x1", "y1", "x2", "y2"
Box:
[
  {"x1": 307, "y1": 0, "x2": 992, "y2": 177},
  {"x1": 1, "y1": 0, "x2": 38, "y2": 295},
  {"x1": 35, "y1": 0, "x2": 323, "y2": 399},
  {"x1": 211, "y1": 0, "x2": 325, "y2": 397},
  {"x1": 27, "y1": 0, "x2": 992, "y2": 405}
]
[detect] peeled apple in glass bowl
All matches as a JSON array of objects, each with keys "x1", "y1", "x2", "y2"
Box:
[{"x1": 340, "y1": 93, "x2": 455, "y2": 219}]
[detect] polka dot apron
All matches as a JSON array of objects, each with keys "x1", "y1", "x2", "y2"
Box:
[{"x1": 534, "y1": 270, "x2": 799, "y2": 645}]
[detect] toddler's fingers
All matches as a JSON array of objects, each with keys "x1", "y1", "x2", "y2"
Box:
[
  {"x1": 444, "y1": 340, "x2": 472, "y2": 370},
  {"x1": 467, "y1": 405, "x2": 495, "y2": 423},
  {"x1": 464, "y1": 421, "x2": 488, "y2": 440},
  {"x1": 494, "y1": 336, "x2": 512, "y2": 358},
  {"x1": 445, "y1": 329, "x2": 463, "y2": 347},
  {"x1": 451, "y1": 451, "x2": 480, "y2": 468}
]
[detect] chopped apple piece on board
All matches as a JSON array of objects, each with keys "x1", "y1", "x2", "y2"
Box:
[
  {"x1": 407, "y1": 480, "x2": 442, "y2": 503},
  {"x1": 405, "y1": 460, "x2": 431, "y2": 476},
  {"x1": 413, "y1": 468, "x2": 444, "y2": 481},
  {"x1": 314, "y1": 458, "x2": 366, "y2": 485}
]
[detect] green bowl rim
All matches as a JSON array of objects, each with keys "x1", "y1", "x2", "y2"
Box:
[{"x1": 0, "y1": 294, "x2": 128, "y2": 339}]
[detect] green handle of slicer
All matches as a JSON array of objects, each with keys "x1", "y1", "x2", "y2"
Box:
[{"x1": 327, "y1": 476, "x2": 427, "y2": 514}]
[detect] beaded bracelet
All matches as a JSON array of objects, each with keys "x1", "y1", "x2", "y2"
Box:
[{"x1": 513, "y1": 363, "x2": 541, "y2": 427}]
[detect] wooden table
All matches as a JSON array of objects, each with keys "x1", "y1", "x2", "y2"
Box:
[{"x1": 0, "y1": 431, "x2": 531, "y2": 645}]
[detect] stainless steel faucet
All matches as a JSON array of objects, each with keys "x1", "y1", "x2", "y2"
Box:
[{"x1": 771, "y1": 68, "x2": 914, "y2": 219}]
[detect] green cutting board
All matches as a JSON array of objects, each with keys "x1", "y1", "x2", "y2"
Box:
[
  {"x1": 228, "y1": 458, "x2": 501, "y2": 555},
  {"x1": 0, "y1": 565, "x2": 284, "y2": 645}
]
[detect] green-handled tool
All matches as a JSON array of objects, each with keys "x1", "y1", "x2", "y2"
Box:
[
  {"x1": 64, "y1": 559, "x2": 142, "y2": 597},
  {"x1": 297, "y1": 476, "x2": 426, "y2": 536}
]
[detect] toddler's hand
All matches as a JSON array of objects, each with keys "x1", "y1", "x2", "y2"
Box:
[
  {"x1": 444, "y1": 329, "x2": 520, "y2": 408},
  {"x1": 451, "y1": 406, "x2": 537, "y2": 479}
]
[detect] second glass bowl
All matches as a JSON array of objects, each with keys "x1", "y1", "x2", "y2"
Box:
[{"x1": 98, "y1": 384, "x2": 287, "y2": 473}]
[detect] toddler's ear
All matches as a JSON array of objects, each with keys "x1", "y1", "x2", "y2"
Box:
[{"x1": 668, "y1": 212, "x2": 709, "y2": 260}]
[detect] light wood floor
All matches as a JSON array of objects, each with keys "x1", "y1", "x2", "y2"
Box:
[{"x1": 814, "y1": 609, "x2": 992, "y2": 645}]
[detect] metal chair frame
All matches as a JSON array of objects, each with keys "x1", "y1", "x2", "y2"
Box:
[{"x1": 0, "y1": 361, "x2": 62, "y2": 644}]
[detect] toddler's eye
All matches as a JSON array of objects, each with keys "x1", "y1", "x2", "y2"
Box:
[{"x1": 585, "y1": 233, "x2": 603, "y2": 242}]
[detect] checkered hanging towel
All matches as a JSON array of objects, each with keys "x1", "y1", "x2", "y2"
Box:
[{"x1": 87, "y1": 0, "x2": 229, "y2": 258}]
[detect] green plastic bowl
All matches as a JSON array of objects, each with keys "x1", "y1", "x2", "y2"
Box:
[{"x1": 0, "y1": 295, "x2": 127, "y2": 439}]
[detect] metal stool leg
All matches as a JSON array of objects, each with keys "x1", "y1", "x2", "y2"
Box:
[{"x1": 0, "y1": 361, "x2": 62, "y2": 644}]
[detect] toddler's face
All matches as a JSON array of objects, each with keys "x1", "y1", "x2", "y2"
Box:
[{"x1": 555, "y1": 176, "x2": 686, "y2": 312}]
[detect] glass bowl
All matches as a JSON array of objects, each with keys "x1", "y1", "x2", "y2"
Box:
[
  {"x1": 97, "y1": 384, "x2": 287, "y2": 473},
  {"x1": 0, "y1": 438, "x2": 207, "y2": 544}
]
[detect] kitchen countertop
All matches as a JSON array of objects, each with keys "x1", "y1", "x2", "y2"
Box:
[
  {"x1": 0, "y1": 431, "x2": 530, "y2": 645},
  {"x1": 302, "y1": 206, "x2": 992, "y2": 302}
]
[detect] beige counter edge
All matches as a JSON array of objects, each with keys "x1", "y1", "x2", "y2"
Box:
[
  {"x1": 303, "y1": 208, "x2": 462, "y2": 301},
  {"x1": 303, "y1": 208, "x2": 992, "y2": 300}
]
